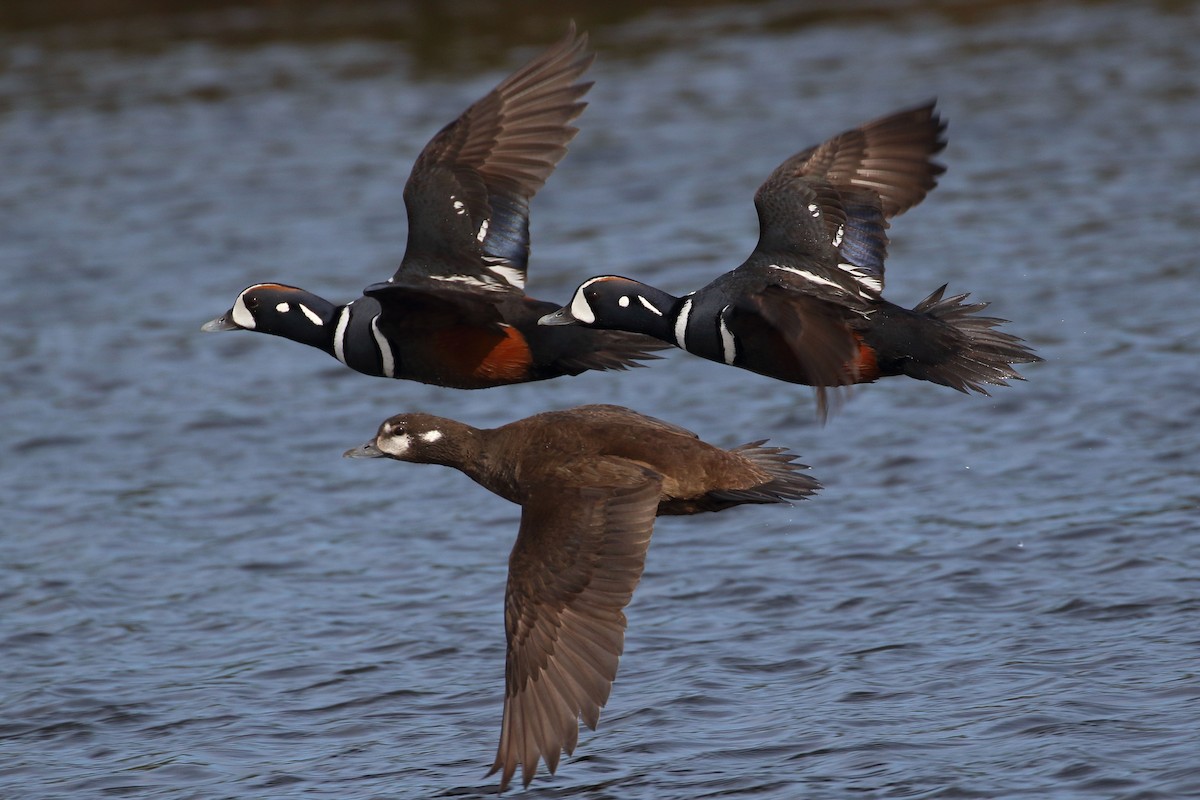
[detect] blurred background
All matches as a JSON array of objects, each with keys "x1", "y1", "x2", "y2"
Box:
[{"x1": 2, "y1": 1, "x2": 1198, "y2": 798}]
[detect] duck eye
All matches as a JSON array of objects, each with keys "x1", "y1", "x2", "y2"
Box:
[{"x1": 244, "y1": 295, "x2": 260, "y2": 311}]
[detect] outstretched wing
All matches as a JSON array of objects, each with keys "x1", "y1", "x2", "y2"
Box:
[
  {"x1": 489, "y1": 459, "x2": 662, "y2": 791},
  {"x1": 749, "y1": 102, "x2": 946, "y2": 295},
  {"x1": 391, "y1": 24, "x2": 593, "y2": 296},
  {"x1": 762, "y1": 100, "x2": 946, "y2": 220}
]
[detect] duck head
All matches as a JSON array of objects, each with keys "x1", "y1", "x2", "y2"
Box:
[
  {"x1": 202, "y1": 283, "x2": 338, "y2": 348},
  {"x1": 539, "y1": 276, "x2": 680, "y2": 339}
]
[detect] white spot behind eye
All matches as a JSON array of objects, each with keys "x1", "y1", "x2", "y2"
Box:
[
  {"x1": 637, "y1": 295, "x2": 663, "y2": 316},
  {"x1": 807, "y1": 203, "x2": 820, "y2": 218},
  {"x1": 618, "y1": 296, "x2": 630, "y2": 308},
  {"x1": 453, "y1": 198, "x2": 466, "y2": 214},
  {"x1": 275, "y1": 302, "x2": 290, "y2": 313},
  {"x1": 419, "y1": 430, "x2": 443, "y2": 443},
  {"x1": 299, "y1": 304, "x2": 323, "y2": 326},
  {"x1": 231, "y1": 294, "x2": 257, "y2": 329},
  {"x1": 378, "y1": 432, "x2": 412, "y2": 457}
]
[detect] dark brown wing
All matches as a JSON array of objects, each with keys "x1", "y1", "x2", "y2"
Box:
[
  {"x1": 737, "y1": 285, "x2": 861, "y2": 421},
  {"x1": 746, "y1": 103, "x2": 945, "y2": 296},
  {"x1": 488, "y1": 459, "x2": 662, "y2": 791},
  {"x1": 395, "y1": 24, "x2": 594, "y2": 292},
  {"x1": 760, "y1": 101, "x2": 946, "y2": 220}
]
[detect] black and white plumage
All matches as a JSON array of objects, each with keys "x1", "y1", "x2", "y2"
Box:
[
  {"x1": 203, "y1": 25, "x2": 663, "y2": 389},
  {"x1": 540, "y1": 102, "x2": 1040, "y2": 417}
]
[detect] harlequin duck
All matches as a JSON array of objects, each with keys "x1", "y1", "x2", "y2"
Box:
[
  {"x1": 202, "y1": 25, "x2": 663, "y2": 389},
  {"x1": 540, "y1": 102, "x2": 1040, "y2": 416},
  {"x1": 343, "y1": 404, "x2": 820, "y2": 790}
]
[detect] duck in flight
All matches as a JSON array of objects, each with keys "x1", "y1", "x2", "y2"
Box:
[
  {"x1": 203, "y1": 25, "x2": 663, "y2": 389},
  {"x1": 345, "y1": 404, "x2": 820, "y2": 790},
  {"x1": 540, "y1": 102, "x2": 1040, "y2": 417}
]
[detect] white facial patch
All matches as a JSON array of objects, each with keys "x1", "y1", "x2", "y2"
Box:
[
  {"x1": 832, "y1": 224, "x2": 845, "y2": 248},
  {"x1": 476, "y1": 219, "x2": 489, "y2": 243},
  {"x1": 275, "y1": 302, "x2": 291, "y2": 313},
  {"x1": 637, "y1": 295, "x2": 663, "y2": 316},
  {"x1": 674, "y1": 296, "x2": 693, "y2": 349},
  {"x1": 452, "y1": 197, "x2": 466, "y2": 215},
  {"x1": 377, "y1": 432, "x2": 411, "y2": 458},
  {"x1": 618, "y1": 296, "x2": 630, "y2": 308},
  {"x1": 419, "y1": 430, "x2": 443, "y2": 444},
  {"x1": 231, "y1": 293, "x2": 257, "y2": 330},
  {"x1": 299, "y1": 304, "x2": 323, "y2": 326},
  {"x1": 807, "y1": 203, "x2": 820, "y2": 218},
  {"x1": 568, "y1": 283, "x2": 597, "y2": 325}
]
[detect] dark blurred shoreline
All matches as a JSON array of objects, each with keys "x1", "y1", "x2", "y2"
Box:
[{"x1": 0, "y1": 0, "x2": 1171, "y2": 67}]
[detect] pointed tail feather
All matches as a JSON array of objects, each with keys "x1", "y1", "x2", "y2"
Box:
[
  {"x1": 712, "y1": 441, "x2": 822, "y2": 505},
  {"x1": 905, "y1": 284, "x2": 1041, "y2": 394}
]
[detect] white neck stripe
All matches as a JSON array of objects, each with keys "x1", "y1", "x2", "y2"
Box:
[
  {"x1": 333, "y1": 306, "x2": 351, "y2": 365},
  {"x1": 370, "y1": 314, "x2": 395, "y2": 378},
  {"x1": 674, "y1": 297, "x2": 693, "y2": 349},
  {"x1": 718, "y1": 306, "x2": 737, "y2": 365}
]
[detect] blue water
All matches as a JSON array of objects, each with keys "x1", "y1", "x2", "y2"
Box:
[{"x1": 2, "y1": 2, "x2": 1198, "y2": 797}]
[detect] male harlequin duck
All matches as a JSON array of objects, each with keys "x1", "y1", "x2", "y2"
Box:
[
  {"x1": 344, "y1": 404, "x2": 820, "y2": 790},
  {"x1": 540, "y1": 102, "x2": 1040, "y2": 416},
  {"x1": 202, "y1": 25, "x2": 663, "y2": 389}
]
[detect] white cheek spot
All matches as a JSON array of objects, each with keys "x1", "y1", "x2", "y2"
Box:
[
  {"x1": 419, "y1": 430, "x2": 443, "y2": 444},
  {"x1": 452, "y1": 197, "x2": 466, "y2": 214},
  {"x1": 807, "y1": 203, "x2": 820, "y2": 218},
  {"x1": 275, "y1": 302, "x2": 290, "y2": 313},
  {"x1": 618, "y1": 295, "x2": 630, "y2": 308},
  {"x1": 637, "y1": 295, "x2": 663, "y2": 316},
  {"x1": 231, "y1": 294, "x2": 257, "y2": 329},
  {"x1": 569, "y1": 286, "x2": 596, "y2": 325},
  {"x1": 378, "y1": 433, "x2": 411, "y2": 458},
  {"x1": 299, "y1": 304, "x2": 323, "y2": 326}
]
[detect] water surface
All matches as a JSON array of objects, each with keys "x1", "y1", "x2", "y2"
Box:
[{"x1": 2, "y1": 2, "x2": 1198, "y2": 798}]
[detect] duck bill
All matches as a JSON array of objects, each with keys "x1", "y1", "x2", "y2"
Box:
[
  {"x1": 343, "y1": 442, "x2": 386, "y2": 459},
  {"x1": 201, "y1": 312, "x2": 242, "y2": 332},
  {"x1": 538, "y1": 307, "x2": 578, "y2": 326}
]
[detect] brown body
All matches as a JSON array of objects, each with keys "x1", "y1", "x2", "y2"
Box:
[{"x1": 346, "y1": 404, "x2": 819, "y2": 790}]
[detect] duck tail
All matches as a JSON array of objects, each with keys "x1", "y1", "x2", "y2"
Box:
[
  {"x1": 715, "y1": 441, "x2": 823, "y2": 505},
  {"x1": 889, "y1": 284, "x2": 1042, "y2": 394}
]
